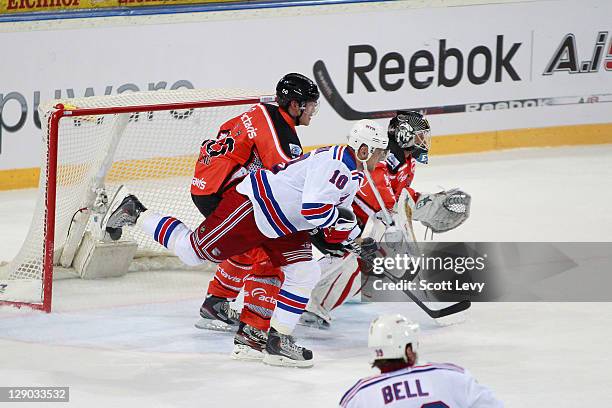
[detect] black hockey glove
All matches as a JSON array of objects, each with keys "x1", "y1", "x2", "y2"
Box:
[
  {"x1": 356, "y1": 237, "x2": 380, "y2": 276},
  {"x1": 358, "y1": 237, "x2": 379, "y2": 263}
]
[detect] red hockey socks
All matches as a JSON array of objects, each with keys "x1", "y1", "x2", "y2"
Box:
[
  {"x1": 240, "y1": 263, "x2": 284, "y2": 331},
  {"x1": 206, "y1": 258, "x2": 251, "y2": 300}
]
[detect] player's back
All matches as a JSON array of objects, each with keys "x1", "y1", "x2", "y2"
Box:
[
  {"x1": 192, "y1": 103, "x2": 300, "y2": 196},
  {"x1": 340, "y1": 363, "x2": 503, "y2": 408},
  {"x1": 236, "y1": 145, "x2": 363, "y2": 238}
]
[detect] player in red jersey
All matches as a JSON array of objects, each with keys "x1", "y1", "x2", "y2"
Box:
[
  {"x1": 193, "y1": 111, "x2": 432, "y2": 334},
  {"x1": 103, "y1": 121, "x2": 389, "y2": 367},
  {"x1": 189, "y1": 73, "x2": 320, "y2": 334}
]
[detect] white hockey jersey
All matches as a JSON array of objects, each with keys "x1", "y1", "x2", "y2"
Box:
[
  {"x1": 236, "y1": 145, "x2": 364, "y2": 239},
  {"x1": 340, "y1": 363, "x2": 503, "y2": 408}
]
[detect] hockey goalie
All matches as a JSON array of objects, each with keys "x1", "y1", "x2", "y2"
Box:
[{"x1": 301, "y1": 111, "x2": 472, "y2": 329}]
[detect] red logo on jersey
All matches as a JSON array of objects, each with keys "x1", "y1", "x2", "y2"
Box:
[{"x1": 198, "y1": 137, "x2": 236, "y2": 165}]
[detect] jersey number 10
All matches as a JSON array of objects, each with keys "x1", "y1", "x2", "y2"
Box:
[{"x1": 329, "y1": 170, "x2": 348, "y2": 189}]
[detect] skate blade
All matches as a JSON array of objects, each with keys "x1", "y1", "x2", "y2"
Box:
[
  {"x1": 194, "y1": 318, "x2": 236, "y2": 332},
  {"x1": 231, "y1": 344, "x2": 264, "y2": 361},
  {"x1": 262, "y1": 352, "x2": 314, "y2": 368},
  {"x1": 297, "y1": 319, "x2": 330, "y2": 330},
  {"x1": 100, "y1": 186, "x2": 130, "y2": 240},
  {"x1": 100, "y1": 186, "x2": 127, "y2": 229}
]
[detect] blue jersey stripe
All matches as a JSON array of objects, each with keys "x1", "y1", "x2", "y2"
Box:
[
  {"x1": 276, "y1": 302, "x2": 306, "y2": 315},
  {"x1": 279, "y1": 289, "x2": 309, "y2": 304},
  {"x1": 261, "y1": 172, "x2": 298, "y2": 234},
  {"x1": 163, "y1": 219, "x2": 180, "y2": 248},
  {"x1": 303, "y1": 210, "x2": 333, "y2": 220},
  {"x1": 302, "y1": 202, "x2": 330, "y2": 209},
  {"x1": 342, "y1": 148, "x2": 357, "y2": 171},
  {"x1": 319, "y1": 208, "x2": 338, "y2": 228},
  {"x1": 249, "y1": 174, "x2": 284, "y2": 236},
  {"x1": 154, "y1": 216, "x2": 169, "y2": 243}
]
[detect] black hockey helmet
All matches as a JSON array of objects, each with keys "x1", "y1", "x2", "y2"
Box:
[
  {"x1": 276, "y1": 73, "x2": 320, "y2": 109},
  {"x1": 388, "y1": 110, "x2": 431, "y2": 164}
]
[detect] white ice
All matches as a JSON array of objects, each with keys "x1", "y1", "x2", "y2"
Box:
[{"x1": 1, "y1": 145, "x2": 612, "y2": 407}]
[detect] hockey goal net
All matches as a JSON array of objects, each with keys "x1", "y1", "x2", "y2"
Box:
[{"x1": 0, "y1": 88, "x2": 272, "y2": 312}]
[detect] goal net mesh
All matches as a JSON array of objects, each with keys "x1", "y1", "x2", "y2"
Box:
[{"x1": 1, "y1": 88, "x2": 268, "y2": 306}]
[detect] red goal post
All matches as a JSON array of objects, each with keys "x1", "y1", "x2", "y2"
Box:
[{"x1": 0, "y1": 88, "x2": 273, "y2": 313}]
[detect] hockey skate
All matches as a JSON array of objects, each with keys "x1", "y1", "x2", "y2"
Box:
[
  {"x1": 195, "y1": 295, "x2": 240, "y2": 332},
  {"x1": 231, "y1": 322, "x2": 268, "y2": 361},
  {"x1": 103, "y1": 194, "x2": 147, "y2": 241},
  {"x1": 298, "y1": 310, "x2": 330, "y2": 330},
  {"x1": 263, "y1": 327, "x2": 313, "y2": 368}
]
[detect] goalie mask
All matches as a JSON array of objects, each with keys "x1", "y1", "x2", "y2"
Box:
[{"x1": 389, "y1": 111, "x2": 431, "y2": 164}]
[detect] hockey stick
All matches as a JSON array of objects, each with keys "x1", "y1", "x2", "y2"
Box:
[
  {"x1": 362, "y1": 167, "x2": 408, "y2": 238},
  {"x1": 360, "y1": 168, "x2": 471, "y2": 318},
  {"x1": 381, "y1": 268, "x2": 472, "y2": 319},
  {"x1": 356, "y1": 254, "x2": 471, "y2": 319},
  {"x1": 312, "y1": 59, "x2": 612, "y2": 120}
]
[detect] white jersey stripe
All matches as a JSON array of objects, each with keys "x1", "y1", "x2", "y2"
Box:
[{"x1": 257, "y1": 104, "x2": 292, "y2": 163}]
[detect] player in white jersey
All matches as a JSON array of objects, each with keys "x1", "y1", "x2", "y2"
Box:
[
  {"x1": 340, "y1": 314, "x2": 503, "y2": 407},
  {"x1": 104, "y1": 119, "x2": 389, "y2": 367}
]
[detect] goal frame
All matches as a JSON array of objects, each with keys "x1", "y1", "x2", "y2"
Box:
[{"x1": 0, "y1": 95, "x2": 266, "y2": 313}]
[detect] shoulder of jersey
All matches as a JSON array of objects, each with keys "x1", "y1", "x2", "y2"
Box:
[
  {"x1": 374, "y1": 161, "x2": 388, "y2": 171},
  {"x1": 339, "y1": 362, "x2": 465, "y2": 407},
  {"x1": 247, "y1": 103, "x2": 271, "y2": 118},
  {"x1": 261, "y1": 102, "x2": 277, "y2": 112},
  {"x1": 411, "y1": 362, "x2": 465, "y2": 373}
]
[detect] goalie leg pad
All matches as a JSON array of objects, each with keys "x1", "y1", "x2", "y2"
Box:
[
  {"x1": 137, "y1": 211, "x2": 204, "y2": 266},
  {"x1": 305, "y1": 254, "x2": 361, "y2": 323},
  {"x1": 270, "y1": 260, "x2": 321, "y2": 335}
]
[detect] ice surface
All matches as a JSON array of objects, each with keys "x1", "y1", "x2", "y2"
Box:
[{"x1": 1, "y1": 146, "x2": 611, "y2": 407}]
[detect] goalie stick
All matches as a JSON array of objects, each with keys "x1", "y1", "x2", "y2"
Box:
[
  {"x1": 312, "y1": 60, "x2": 612, "y2": 120},
  {"x1": 355, "y1": 255, "x2": 471, "y2": 319},
  {"x1": 382, "y1": 264, "x2": 471, "y2": 319},
  {"x1": 361, "y1": 168, "x2": 471, "y2": 318}
]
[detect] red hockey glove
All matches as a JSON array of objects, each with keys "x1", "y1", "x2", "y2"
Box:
[{"x1": 323, "y1": 207, "x2": 357, "y2": 244}]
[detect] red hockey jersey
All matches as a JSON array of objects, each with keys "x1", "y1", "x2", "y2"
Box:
[{"x1": 191, "y1": 103, "x2": 302, "y2": 195}]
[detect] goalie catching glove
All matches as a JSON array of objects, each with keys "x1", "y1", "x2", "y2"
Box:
[{"x1": 411, "y1": 188, "x2": 471, "y2": 233}]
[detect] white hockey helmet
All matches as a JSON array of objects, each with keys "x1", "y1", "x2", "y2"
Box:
[
  {"x1": 368, "y1": 314, "x2": 420, "y2": 362},
  {"x1": 347, "y1": 119, "x2": 388, "y2": 162}
]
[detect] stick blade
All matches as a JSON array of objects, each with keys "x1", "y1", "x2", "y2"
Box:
[{"x1": 427, "y1": 300, "x2": 472, "y2": 319}]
